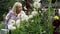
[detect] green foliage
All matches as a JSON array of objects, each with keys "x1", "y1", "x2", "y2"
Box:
[{"x1": 0, "y1": 0, "x2": 59, "y2": 34}]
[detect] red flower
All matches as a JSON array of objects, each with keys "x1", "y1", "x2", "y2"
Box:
[
  {"x1": 53, "y1": 20, "x2": 60, "y2": 34},
  {"x1": 26, "y1": 1, "x2": 30, "y2": 9},
  {"x1": 53, "y1": 32, "x2": 59, "y2": 34},
  {"x1": 53, "y1": 20, "x2": 60, "y2": 27}
]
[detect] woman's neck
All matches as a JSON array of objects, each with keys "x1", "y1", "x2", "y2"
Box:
[
  {"x1": 16, "y1": 11, "x2": 20, "y2": 14},
  {"x1": 15, "y1": 11, "x2": 21, "y2": 17}
]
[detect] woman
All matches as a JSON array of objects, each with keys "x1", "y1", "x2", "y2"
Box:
[
  {"x1": 4, "y1": 2, "x2": 27, "y2": 33},
  {"x1": 4, "y1": 2, "x2": 27, "y2": 34}
]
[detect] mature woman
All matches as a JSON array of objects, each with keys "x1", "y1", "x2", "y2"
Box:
[
  {"x1": 4, "y1": 2, "x2": 28, "y2": 34},
  {"x1": 4, "y1": 2, "x2": 27, "y2": 29}
]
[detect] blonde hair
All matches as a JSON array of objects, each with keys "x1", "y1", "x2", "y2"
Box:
[{"x1": 12, "y1": 2, "x2": 22, "y2": 13}]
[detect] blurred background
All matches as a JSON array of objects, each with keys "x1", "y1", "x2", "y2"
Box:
[
  {"x1": 0, "y1": 0, "x2": 60, "y2": 34},
  {"x1": 0, "y1": 0, "x2": 60, "y2": 21}
]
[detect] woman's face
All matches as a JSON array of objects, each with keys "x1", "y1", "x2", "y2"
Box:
[{"x1": 16, "y1": 5, "x2": 22, "y2": 13}]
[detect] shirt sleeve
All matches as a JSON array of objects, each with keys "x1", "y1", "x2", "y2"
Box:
[
  {"x1": 5, "y1": 11, "x2": 12, "y2": 20},
  {"x1": 5, "y1": 11, "x2": 12, "y2": 23},
  {"x1": 4, "y1": 10, "x2": 12, "y2": 29}
]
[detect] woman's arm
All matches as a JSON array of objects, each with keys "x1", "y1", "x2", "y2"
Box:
[
  {"x1": 4, "y1": 11, "x2": 12, "y2": 29},
  {"x1": 5, "y1": 11, "x2": 12, "y2": 20}
]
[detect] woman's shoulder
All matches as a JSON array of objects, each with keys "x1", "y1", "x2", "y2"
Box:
[
  {"x1": 8, "y1": 10, "x2": 14, "y2": 14},
  {"x1": 9, "y1": 10, "x2": 14, "y2": 13},
  {"x1": 6, "y1": 10, "x2": 14, "y2": 17}
]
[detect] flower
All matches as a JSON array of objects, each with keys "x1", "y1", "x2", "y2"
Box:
[
  {"x1": 28, "y1": 15, "x2": 34, "y2": 19},
  {"x1": 31, "y1": 20, "x2": 34, "y2": 22},
  {"x1": 31, "y1": 10, "x2": 38, "y2": 16},
  {"x1": 22, "y1": 0, "x2": 24, "y2": 1},
  {"x1": 54, "y1": 16, "x2": 59, "y2": 20},
  {"x1": 24, "y1": 6, "x2": 27, "y2": 10},
  {"x1": 22, "y1": 15, "x2": 29, "y2": 21},
  {"x1": 33, "y1": 2, "x2": 40, "y2": 8},
  {"x1": 39, "y1": 11, "x2": 41, "y2": 13},
  {"x1": 16, "y1": 19, "x2": 20, "y2": 28},
  {"x1": 20, "y1": 14, "x2": 29, "y2": 21},
  {"x1": 28, "y1": 10, "x2": 38, "y2": 19},
  {"x1": 28, "y1": 11, "x2": 38, "y2": 19},
  {"x1": 42, "y1": 31, "x2": 46, "y2": 33},
  {"x1": 58, "y1": 9, "x2": 60, "y2": 15},
  {"x1": 8, "y1": 25, "x2": 16, "y2": 30},
  {"x1": 25, "y1": 15, "x2": 29, "y2": 21},
  {"x1": 26, "y1": 1, "x2": 30, "y2": 9},
  {"x1": 8, "y1": 19, "x2": 15, "y2": 25},
  {"x1": 33, "y1": 0, "x2": 41, "y2": 2}
]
